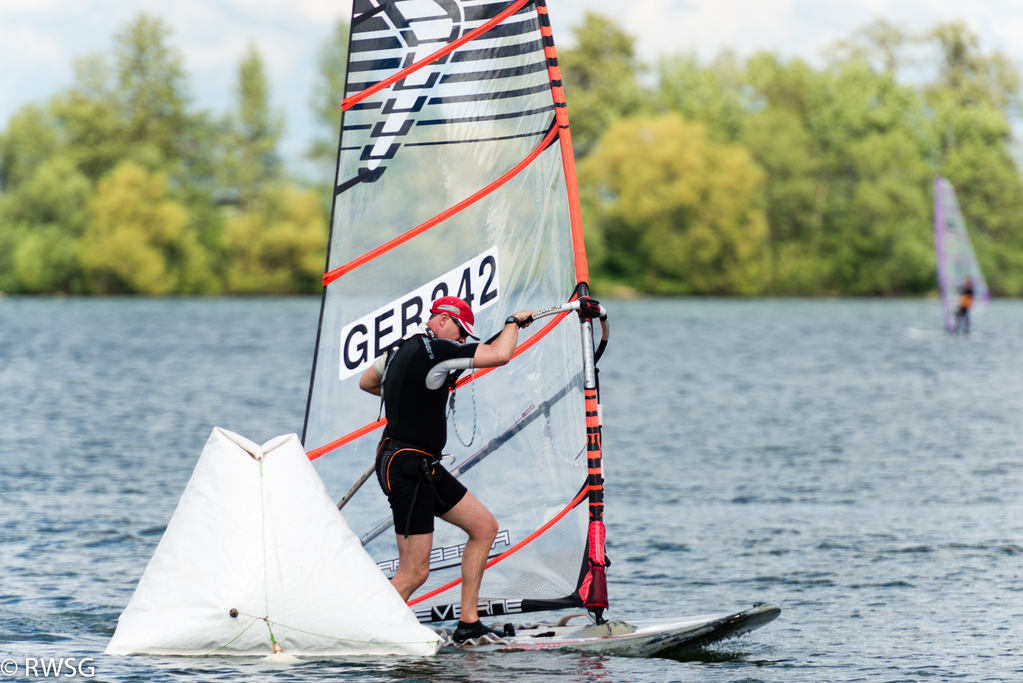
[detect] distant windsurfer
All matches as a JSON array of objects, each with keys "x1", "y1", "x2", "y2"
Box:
[
  {"x1": 954, "y1": 277, "x2": 974, "y2": 334},
  {"x1": 360, "y1": 295, "x2": 533, "y2": 644}
]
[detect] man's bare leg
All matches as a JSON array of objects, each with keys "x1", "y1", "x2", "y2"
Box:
[
  {"x1": 440, "y1": 491, "x2": 498, "y2": 623},
  {"x1": 391, "y1": 532, "x2": 433, "y2": 601}
]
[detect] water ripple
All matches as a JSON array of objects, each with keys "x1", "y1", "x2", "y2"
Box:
[{"x1": 5, "y1": 298, "x2": 1023, "y2": 681}]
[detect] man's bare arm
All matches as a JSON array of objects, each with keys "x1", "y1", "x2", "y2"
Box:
[
  {"x1": 360, "y1": 366, "x2": 382, "y2": 395},
  {"x1": 360, "y1": 352, "x2": 387, "y2": 395},
  {"x1": 472, "y1": 311, "x2": 533, "y2": 368}
]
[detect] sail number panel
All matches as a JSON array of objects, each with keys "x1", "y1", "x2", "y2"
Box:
[{"x1": 339, "y1": 247, "x2": 500, "y2": 379}]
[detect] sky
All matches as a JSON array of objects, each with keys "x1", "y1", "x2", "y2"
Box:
[{"x1": 2, "y1": 0, "x2": 1021, "y2": 176}]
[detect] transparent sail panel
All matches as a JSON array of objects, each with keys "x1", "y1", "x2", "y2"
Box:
[{"x1": 304, "y1": 0, "x2": 592, "y2": 623}]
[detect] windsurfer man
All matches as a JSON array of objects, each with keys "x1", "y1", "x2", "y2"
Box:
[
  {"x1": 955, "y1": 277, "x2": 974, "y2": 334},
  {"x1": 359, "y1": 295, "x2": 533, "y2": 644}
]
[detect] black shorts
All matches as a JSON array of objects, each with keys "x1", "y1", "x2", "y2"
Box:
[{"x1": 375, "y1": 438, "x2": 468, "y2": 536}]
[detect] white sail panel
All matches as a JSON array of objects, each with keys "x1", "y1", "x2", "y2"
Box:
[{"x1": 106, "y1": 428, "x2": 441, "y2": 656}]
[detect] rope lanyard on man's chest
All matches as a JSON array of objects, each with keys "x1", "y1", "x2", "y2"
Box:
[{"x1": 448, "y1": 368, "x2": 477, "y2": 448}]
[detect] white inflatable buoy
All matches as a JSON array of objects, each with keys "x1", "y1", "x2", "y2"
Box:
[
  {"x1": 105, "y1": 427, "x2": 442, "y2": 657},
  {"x1": 264, "y1": 652, "x2": 301, "y2": 663}
]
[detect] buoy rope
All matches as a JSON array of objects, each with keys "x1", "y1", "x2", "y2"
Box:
[
  {"x1": 194, "y1": 617, "x2": 261, "y2": 657},
  {"x1": 257, "y1": 457, "x2": 281, "y2": 652},
  {"x1": 229, "y1": 610, "x2": 439, "y2": 647}
]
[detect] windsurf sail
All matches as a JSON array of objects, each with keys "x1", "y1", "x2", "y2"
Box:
[
  {"x1": 934, "y1": 177, "x2": 990, "y2": 332},
  {"x1": 302, "y1": 0, "x2": 610, "y2": 624}
]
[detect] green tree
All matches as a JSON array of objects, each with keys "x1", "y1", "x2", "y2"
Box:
[
  {"x1": 7, "y1": 11, "x2": 1023, "y2": 298},
  {"x1": 826, "y1": 18, "x2": 908, "y2": 74},
  {"x1": 582, "y1": 115, "x2": 769, "y2": 295},
  {"x1": 214, "y1": 42, "x2": 328, "y2": 293},
  {"x1": 741, "y1": 106, "x2": 824, "y2": 293},
  {"x1": 46, "y1": 16, "x2": 216, "y2": 187},
  {"x1": 922, "y1": 21, "x2": 1023, "y2": 294},
  {"x1": 308, "y1": 19, "x2": 350, "y2": 172},
  {"x1": 559, "y1": 13, "x2": 648, "y2": 157},
  {"x1": 0, "y1": 105, "x2": 93, "y2": 293},
  {"x1": 114, "y1": 15, "x2": 191, "y2": 169},
  {"x1": 221, "y1": 186, "x2": 327, "y2": 294},
  {"x1": 927, "y1": 21, "x2": 1020, "y2": 111},
  {"x1": 223, "y1": 43, "x2": 283, "y2": 208},
  {"x1": 0, "y1": 105, "x2": 61, "y2": 191},
  {"x1": 0, "y1": 156, "x2": 92, "y2": 292},
  {"x1": 833, "y1": 132, "x2": 934, "y2": 294},
  {"x1": 743, "y1": 53, "x2": 936, "y2": 294},
  {"x1": 78, "y1": 161, "x2": 212, "y2": 294},
  {"x1": 47, "y1": 54, "x2": 130, "y2": 183},
  {"x1": 655, "y1": 52, "x2": 747, "y2": 143}
]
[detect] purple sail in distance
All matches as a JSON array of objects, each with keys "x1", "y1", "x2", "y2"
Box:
[{"x1": 934, "y1": 177, "x2": 989, "y2": 332}]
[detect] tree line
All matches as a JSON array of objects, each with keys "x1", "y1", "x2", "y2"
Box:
[
  {"x1": 568, "y1": 15, "x2": 1023, "y2": 296},
  {"x1": 1, "y1": 13, "x2": 1021, "y2": 296},
  {"x1": 0, "y1": 15, "x2": 338, "y2": 295}
]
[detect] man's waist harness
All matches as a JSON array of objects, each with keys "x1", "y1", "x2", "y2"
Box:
[{"x1": 375, "y1": 435, "x2": 442, "y2": 538}]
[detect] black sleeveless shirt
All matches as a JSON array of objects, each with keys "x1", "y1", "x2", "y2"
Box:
[{"x1": 382, "y1": 332, "x2": 478, "y2": 454}]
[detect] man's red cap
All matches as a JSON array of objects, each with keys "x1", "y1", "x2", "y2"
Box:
[{"x1": 431, "y1": 296, "x2": 479, "y2": 339}]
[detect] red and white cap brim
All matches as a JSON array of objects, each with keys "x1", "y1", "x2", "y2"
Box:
[{"x1": 432, "y1": 303, "x2": 479, "y2": 339}]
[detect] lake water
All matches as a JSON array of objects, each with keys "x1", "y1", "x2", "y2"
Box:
[{"x1": 2, "y1": 296, "x2": 1022, "y2": 682}]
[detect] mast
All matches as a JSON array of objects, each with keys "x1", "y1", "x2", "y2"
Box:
[
  {"x1": 537, "y1": 0, "x2": 608, "y2": 622},
  {"x1": 576, "y1": 282, "x2": 608, "y2": 622},
  {"x1": 934, "y1": 178, "x2": 950, "y2": 332}
]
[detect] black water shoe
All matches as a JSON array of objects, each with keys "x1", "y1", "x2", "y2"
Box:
[{"x1": 452, "y1": 620, "x2": 500, "y2": 644}]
